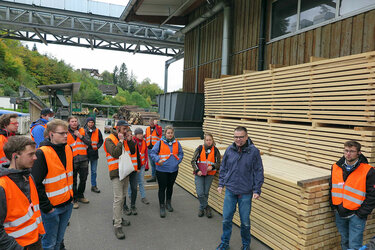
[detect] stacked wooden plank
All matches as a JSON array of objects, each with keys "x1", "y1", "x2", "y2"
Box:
[
  {"x1": 176, "y1": 140, "x2": 375, "y2": 249},
  {"x1": 205, "y1": 52, "x2": 375, "y2": 127}
]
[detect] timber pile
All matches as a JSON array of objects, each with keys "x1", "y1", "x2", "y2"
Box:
[
  {"x1": 128, "y1": 112, "x2": 143, "y2": 125},
  {"x1": 113, "y1": 105, "x2": 159, "y2": 125},
  {"x1": 176, "y1": 140, "x2": 375, "y2": 249}
]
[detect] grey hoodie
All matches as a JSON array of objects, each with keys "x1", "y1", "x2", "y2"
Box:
[{"x1": 0, "y1": 163, "x2": 33, "y2": 250}]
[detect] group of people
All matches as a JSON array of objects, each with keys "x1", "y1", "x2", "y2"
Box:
[{"x1": 0, "y1": 108, "x2": 374, "y2": 250}]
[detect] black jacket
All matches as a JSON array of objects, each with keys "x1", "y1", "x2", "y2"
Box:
[
  {"x1": 31, "y1": 139, "x2": 73, "y2": 213},
  {"x1": 0, "y1": 163, "x2": 32, "y2": 250},
  {"x1": 329, "y1": 154, "x2": 375, "y2": 219},
  {"x1": 85, "y1": 126, "x2": 103, "y2": 161}
]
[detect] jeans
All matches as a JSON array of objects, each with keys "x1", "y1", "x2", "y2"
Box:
[
  {"x1": 124, "y1": 171, "x2": 137, "y2": 208},
  {"x1": 156, "y1": 170, "x2": 178, "y2": 205},
  {"x1": 148, "y1": 150, "x2": 156, "y2": 177},
  {"x1": 220, "y1": 189, "x2": 252, "y2": 248},
  {"x1": 195, "y1": 175, "x2": 214, "y2": 210},
  {"x1": 41, "y1": 203, "x2": 73, "y2": 250},
  {"x1": 111, "y1": 176, "x2": 129, "y2": 228},
  {"x1": 128, "y1": 165, "x2": 146, "y2": 199},
  {"x1": 335, "y1": 211, "x2": 367, "y2": 250},
  {"x1": 89, "y1": 159, "x2": 98, "y2": 187},
  {"x1": 73, "y1": 160, "x2": 88, "y2": 199}
]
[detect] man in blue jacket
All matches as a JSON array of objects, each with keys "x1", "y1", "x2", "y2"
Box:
[
  {"x1": 30, "y1": 108, "x2": 54, "y2": 148},
  {"x1": 216, "y1": 126, "x2": 264, "y2": 250}
]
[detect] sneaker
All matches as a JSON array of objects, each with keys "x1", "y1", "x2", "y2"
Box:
[
  {"x1": 198, "y1": 209, "x2": 204, "y2": 217},
  {"x1": 73, "y1": 201, "x2": 79, "y2": 209},
  {"x1": 146, "y1": 176, "x2": 156, "y2": 183},
  {"x1": 91, "y1": 186, "x2": 101, "y2": 193},
  {"x1": 206, "y1": 206, "x2": 213, "y2": 218},
  {"x1": 77, "y1": 198, "x2": 89, "y2": 204},
  {"x1": 124, "y1": 205, "x2": 132, "y2": 215},
  {"x1": 114, "y1": 227, "x2": 125, "y2": 240},
  {"x1": 131, "y1": 206, "x2": 137, "y2": 215},
  {"x1": 141, "y1": 198, "x2": 150, "y2": 204},
  {"x1": 216, "y1": 243, "x2": 229, "y2": 250}
]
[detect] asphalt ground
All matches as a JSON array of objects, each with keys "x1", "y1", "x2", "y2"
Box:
[{"x1": 63, "y1": 119, "x2": 272, "y2": 250}]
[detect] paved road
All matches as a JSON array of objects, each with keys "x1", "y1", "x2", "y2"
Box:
[{"x1": 63, "y1": 119, "x2": 271, "y2": 250}]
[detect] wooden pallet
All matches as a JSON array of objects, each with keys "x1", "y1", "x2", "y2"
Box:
[{"x1": 176, "y1": 140, "x2": 375, "y2": 250}]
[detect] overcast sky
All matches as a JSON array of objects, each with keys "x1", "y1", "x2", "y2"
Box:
[{"x1": 23, "y1": 0, "x2": 184, "y2": 92}]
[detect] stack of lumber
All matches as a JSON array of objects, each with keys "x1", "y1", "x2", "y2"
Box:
[
  {"x1": 205, "y1": 52, "x2": 375, "y2": 127},
  {"x1": 113, "y1": 105, "x2": 159, "y2": 125},
  {"x1": 176, "y1": 140, "x2": 375, "y2": 249}
]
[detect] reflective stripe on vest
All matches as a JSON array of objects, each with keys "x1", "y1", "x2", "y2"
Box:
[
  {"x1": 196, "y1": 145, "x2": 217, "y2": 175},
  {"x1": 156, "y1": 140, "x2": 179, "y2": 166},
  {"x1": 90, "y1": 129, "x2": 99, "y2": 150},
  {"x1": 331, "y1": 162, "x2": 372, "y2": 210},
  {"x1": 40, "y1": 145, "x2": 73, "y2": 206},
  {"x1": 0, "y1": 176, "x2": 45, "y2": 246},
  {"x1": 138, "y1": 139, "x2": 147, "y2": 166},
  {"x1": 145, "y1": 127, "x2": 161, "y2": 147},
  {"x1": 67, "y1": 128, "x2": 87, "y2": 157},
  {"x1": 104, "y1": 134, "x2": 138, "y2": 172}
]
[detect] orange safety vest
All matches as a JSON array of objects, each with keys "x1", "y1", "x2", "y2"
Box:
[
  {"x1": 67, "y1": 128, "x2": 88, "y2": 157},
  {"x1": 331, "y1": 162, "x2": 372, "y2": 210},
  {"x1": 145, "y1": 127, "x2": 161, "y2": 147},
  {"x1": 196, "y1": 145, "x2": 217, "y2": 175},
  {"x1": 138, "y1": 139, "x2": 147, "y2": 166},
  {"x1": 30, "y1": 123, "x2": 47, "y2": 142},
  {"x1": 0, "y1": 134, "x2": 8, "y2": 163},
  {"x1": 40, "y1": 145, "x2": 73, "y2": 206},
  {"x1": 156, "y1": 140, "x2": 179, "y2": 166},
  {"x1": 0, "y1": 176, "x2": 45, "y2": 247},
  {"x1": 103, "y1": 134, "x2": 138, "y2": 172},
  {"x1": 90, "y1": 129, "x2": 99, "y2": 150}
]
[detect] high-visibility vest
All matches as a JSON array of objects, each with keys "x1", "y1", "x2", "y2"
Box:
[
  {"x1": 103, "y1": 134, "x2": 138, "y2": 172},
  {"x1": 40, "y1": 145, "x2": 73, "y2": 206},
  {"x1": 331, "y1": 162, "x2": 372, "y2": 210},
  {"x1": 0, "y1": 134, "x2": 8, "y2": 163},
  {"x1": 196, "y1": 145, "x2": 217, "y2": 175},
  {"x1": 67, "y1": 128, "x2": 88, "y2": 157},
  {"x1": 145, "y1": 127, "x2": 161, "y2": 147},
  {"x1": 138, "y1": 139, "x2": 147, "y2": 166},
  {"x1": 0, "y1": 176, "x2": 45, "y2": 247},
  {"x1": 156, "y1": 140, "x2": 179, "y2": 166},
  {"x1": 90, "y1": 129, "x2": 99, "y2": 150},
  {"x1": 30, "y1": 120, "x2": 47, "y2": 142}
]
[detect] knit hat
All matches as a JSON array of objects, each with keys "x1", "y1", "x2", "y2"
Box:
[
  {"x1": 40, "y1": 108, "x2": 54, "y2": 116},
  {"x1": 116, "y1": 120, "x2": 130, "y2": 127},
  {"x1": 86, "y1": 117, "x2": 95, "y2": 123},
  {"x1": 134, "y1": 127, "x2": 143, "y2": 135}
]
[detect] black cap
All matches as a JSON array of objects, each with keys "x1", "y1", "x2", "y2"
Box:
[
  {"x1": 116, "y1": 120, "x2": 130, "y2": 127},
  {"x1": 86, "y1": 117, "x2": 95, "y2": 123},
  {"x1": 41, "y1": 108, "x2": 54, "y2": 116}
]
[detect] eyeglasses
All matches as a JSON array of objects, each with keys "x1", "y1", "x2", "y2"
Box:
[
  {"x1": 10, "y1": 122, "x2": 19, "y2": 125},
  {"x1": 344, "y1": 150, "x2": 357, "y2": 154},
  {"x1": 234, "y1": 136, "x2": 245, "y2": 139},
  {"x1": 53, "y1": 131, "x2": 68, "y2": 136}
]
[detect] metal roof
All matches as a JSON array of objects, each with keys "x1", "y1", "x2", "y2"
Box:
[{"x1": 38, "y1": 82, "x2": 81, "y2": 95}]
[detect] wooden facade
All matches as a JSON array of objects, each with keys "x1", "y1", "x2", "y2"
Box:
[{"x1": 183, "y1": 0, "x2": 375, "y2": 93}]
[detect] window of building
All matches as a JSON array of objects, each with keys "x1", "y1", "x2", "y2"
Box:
[{"x1": 271, "y1": 0, "x2": 375, "y2": 40}]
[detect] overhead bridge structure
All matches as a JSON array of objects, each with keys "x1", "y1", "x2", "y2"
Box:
[{"x1": 0, "y1": 0, "x2": 184, "y2": 57}]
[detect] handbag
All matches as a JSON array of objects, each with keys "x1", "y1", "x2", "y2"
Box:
[{"x1": 119, "y1": 146, "x2": 134, "y2": 180}]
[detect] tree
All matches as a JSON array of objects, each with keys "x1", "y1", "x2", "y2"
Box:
[
  {"x1": 101, "y1": 70, "x2": 113, "y2": 84},
  {"x1": 117, "y1": 63, "x2": 129, "y2": 91},
  {"x1": 113, "y1": 66, "x2": 118, "y2": 85}
]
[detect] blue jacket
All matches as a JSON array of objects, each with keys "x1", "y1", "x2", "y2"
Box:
[
  {"x1": 150, "y1": 137, "x2": 183, "y2": 173},
  {"x1": 219, "y1": 139, "x2": 264, "y2": 195},
  {"x1": 30, "y1": 118, "x2": 48, "y2": 148}
]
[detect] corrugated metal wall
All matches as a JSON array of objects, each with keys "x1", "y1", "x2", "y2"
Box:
[{"x1": 183, "y1": 0, "x2": 375, "y2": 93}]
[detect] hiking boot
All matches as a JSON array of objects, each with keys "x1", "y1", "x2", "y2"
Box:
[
  {"x1": 216, "y1": 243, "x2": 229, "y2": 250},
  {"x1": 123, "y1": 205, "x2": 132, "y2": 215},
  {"x1": 198, "y1": 209, "x2": 204, "y2": 217},
  {"x1": 166, "y1": 200, "x2": 173, "y2": 212},
  {"x1": 73, "y1": 201, "x2": 79, "y2": 209},
  {"x1": 147, "y1": 176, "x2": 156, "y2": 183},
  {"x1": 131, "y1": 206, "x2": 137, "y2": 215},
  {"x1": 160, "y1": 204, "x2": 166, "y2": 218},
  {"x1": 77, "y1": 198, "x2": 89, "y2": 204},
  {"x1": 141, "y1": 198, "x2": 150, "y2": 204},
  {"x1": 112, "y1": 218, "x2": 131, "y2": 227},
  {"x1": 206, "y1": 206, "x2": 213, "y2": 218},
  {"x1": 91, "y1": 186, "x2": 100, "y2": 193},
  {"x1": 114, "y1": 227, "x2": 125, "y2": 240}
]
